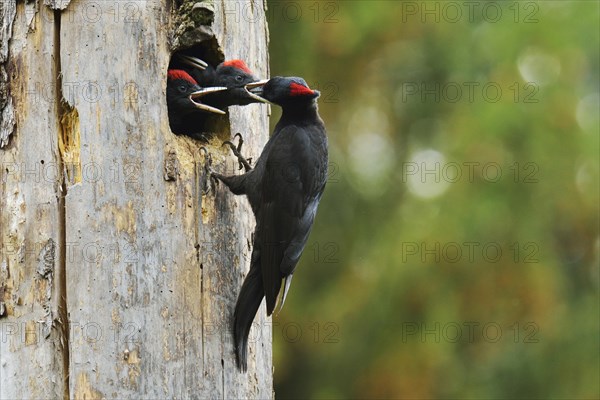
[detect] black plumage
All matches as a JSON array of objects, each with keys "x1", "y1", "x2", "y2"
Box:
[
  {"x1": 166, "y1": 69, "x2": 222, "y2": 135},
  {"x1": 176, "y1": 56, "x2": 267, "y2": 111},
  {"x1": 166, "y1": 58, "x2": 267, "y2": 138},
  {"x1": 212, "y1": 76, "x2": 328, "y2": 371}
]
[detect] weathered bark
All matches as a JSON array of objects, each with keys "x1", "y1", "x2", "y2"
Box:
[{"x1": 1, "y1": 0, "x2": 272, "y2": 398}]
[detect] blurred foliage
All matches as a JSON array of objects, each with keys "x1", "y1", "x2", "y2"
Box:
[{"x1": 266, "y1": 1, "x2": 599, "y2": 399}]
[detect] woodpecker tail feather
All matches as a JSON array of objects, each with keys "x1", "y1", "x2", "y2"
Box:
[
  {"x1": 275, "y1": 274, "x2": 293, "y2": 316},
  {"x1": 233, "y1": 263, "x2": 264, "y2": 372}
]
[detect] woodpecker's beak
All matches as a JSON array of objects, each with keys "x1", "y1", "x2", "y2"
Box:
[
  {"x1": 245, "y1": 80, "x2": 270, "y2": 103},
  {"x1": 190, "y1": 87, "x2": 228, "y2": 114},
  {"x1": 178, "y1": 54, "x2": 208, "y2": 71}
]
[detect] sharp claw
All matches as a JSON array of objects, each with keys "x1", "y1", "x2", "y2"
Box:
[
  {"x1": 233, "y1": 133, "x2": 244, "y2": 145},
  {"x1": 222, "y1": 141, "x2": 237, "y2": 151},
  {"x1": 232, "y1": 133, "x2": 246, "y2": 153},
  {"x1": 204, "y1": 173, "x2": 219, "y2": 195},
  {"x1": 221, "y1": 136, "x2": 252, "y2": 172}
]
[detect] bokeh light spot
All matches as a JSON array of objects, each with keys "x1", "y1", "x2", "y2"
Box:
[
  {"x1": 406, "y1": 149, "x2": 451, "y2": 199},
  {"x1": 576, "y1": 93, "x2": 600, "y2": 134},
  {"x1": 517, "y1": 49, "x2": 561, "y2": 86}
]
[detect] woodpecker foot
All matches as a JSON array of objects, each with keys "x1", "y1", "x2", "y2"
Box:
[
  {"x1": 199, "y1": 147, "x2": 219, "y2": 194},
  {"x1": 222, "y1": 133, "x2": 253, "y2": 172}
]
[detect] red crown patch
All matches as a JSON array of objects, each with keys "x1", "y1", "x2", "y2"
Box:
[
  {"x1": 167, "y1": 70, "x2": 197, "y2": 85},
  {"x1": 290, "y1": 82, "x2": 315, "y2": 97},
  {"x1": 222, "y1": 60, "x2": 253, "y2": 74}
]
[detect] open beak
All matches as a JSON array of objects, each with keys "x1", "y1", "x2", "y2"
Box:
[
  {"x1": 178, "y1": 54, "x2": 208, "y2": 71},
  {"x1": 190, "y1": 87, "x2": 228, "y2": 115},
  {"x1": 244, "y1": 80, "x2": 270, "y2": 103}
]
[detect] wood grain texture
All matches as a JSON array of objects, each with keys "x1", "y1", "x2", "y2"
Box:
[
  {"x1": 1, "y1": 0, "x2": 272, "y2": 398},
  {"x1": 1, "y1": 3, "x2": 66, "y2": 398}
]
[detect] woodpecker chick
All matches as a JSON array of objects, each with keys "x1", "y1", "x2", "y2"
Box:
[
  {"x1": 177, "y1": 56, "x2": 268, "y2": 112},
  {"x1": 166, "y1": 69, "x2": 227, "y2": 135}
]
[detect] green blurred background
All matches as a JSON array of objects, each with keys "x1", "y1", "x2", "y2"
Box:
[{"x1": 266, "y1": 1, "x2": 599, "y2": 399}]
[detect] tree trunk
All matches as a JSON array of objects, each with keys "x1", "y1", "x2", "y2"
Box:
[{"x1": 1, "y1": 0, "x2": 272, "y2": 398}]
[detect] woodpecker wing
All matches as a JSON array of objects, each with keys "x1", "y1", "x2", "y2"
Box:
[{"x1": 258, "y1": 124, "x2": 328, "y2": 315}]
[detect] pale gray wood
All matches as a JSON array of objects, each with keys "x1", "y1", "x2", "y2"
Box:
[
  {"x1": 2, "y1": 0, "x2": 272, "y2": 398},
  {"x1": 1, "y1": 3, "x2": 67, "y2": 399}
]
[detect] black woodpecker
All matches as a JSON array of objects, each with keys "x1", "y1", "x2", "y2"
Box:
[
  {"x1": 166, "y1": 69, "x2": 227, "y2": 135},
  {"x1": 167, "y1": 57, "x2": 267, "y2": 138},
  {"x1": 212, "y1": 76, "x2": 328, "y2": 371},
  {"x1": 176, "y1": 56, "x2": 268, "y2": 112}
]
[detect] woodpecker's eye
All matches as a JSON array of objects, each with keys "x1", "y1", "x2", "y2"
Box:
[
  {"x1": 178, "y1": 85, "x2": 187, "y2": 93},
  {"x1": 235, "y1": 75, "x2": 243, "y2": 82}
]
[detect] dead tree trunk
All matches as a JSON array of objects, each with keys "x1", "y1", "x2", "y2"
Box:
[{"x1": 1, "y1": 0, "x2": 272, "y2": 398}]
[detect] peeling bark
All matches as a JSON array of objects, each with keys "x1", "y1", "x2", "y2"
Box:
[
  {"x1": 1, "y1": 0, "x2": 272, "y2": 398},
  {"x1": 0, "y1": 0, "x2": 16, "y2": 148},
  {"x1": 43, "y1": 0, "x2": 70, "y2": 11}
]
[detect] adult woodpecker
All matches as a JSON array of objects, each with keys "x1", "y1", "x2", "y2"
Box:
[{"x1": 211, "y1": 77, "x2": 328, "y2": 371}]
